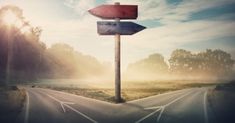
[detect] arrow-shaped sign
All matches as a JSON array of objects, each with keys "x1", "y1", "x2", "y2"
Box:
[
  {"x1": 97, "y1": 21, "x2": 146, "y2": 35},
  {"x1": 88, "y1": 5, "x2": 137, "y2": 19}
]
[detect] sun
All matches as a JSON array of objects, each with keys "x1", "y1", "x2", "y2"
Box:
[
  {"x1": 1, "y1": 8, "x2": 30, "y2": 33},
  {"x1": 2, "y1": 10, "x2": 20, "y2": 26}
]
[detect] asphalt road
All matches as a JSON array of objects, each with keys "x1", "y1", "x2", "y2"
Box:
[{"x1": 22, "y1": 87, "x2": 215, "y2": 123}]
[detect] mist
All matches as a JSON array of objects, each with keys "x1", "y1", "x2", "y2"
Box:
[{"x1": 0, "y1": 5, "x2": 234, "y2": 86}]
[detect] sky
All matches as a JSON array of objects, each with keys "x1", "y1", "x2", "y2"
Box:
[{"x1": 0, "y1": 0, "x2": 235, "y2": 69}]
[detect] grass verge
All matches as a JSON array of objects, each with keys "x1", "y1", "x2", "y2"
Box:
[{"x1": 0, "y1": 86, "x2": 26, "y2": 123}]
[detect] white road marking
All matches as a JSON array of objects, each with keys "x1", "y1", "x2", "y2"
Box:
[
  {"x1": 203, "y1": 90, "x2": 209, "y2": 123},
  {"x1": 143, "y1": 106, "x2": 165, "y2": 122},
  {"x1": 24, "y1": 91, "x2": 29, "y2": 123},
  {"x1": 164, "y1": 91, "x2": 192, "y2": 107},
  {"x1": 157, "y1": 106, "x2": 165, "y2": 122},
  {"x1": 46, "y1": 94, "x2": 98, "y2": 123},
  {"x1": 135, "y1": 90, "x2": 193, "y2": 123},
  {"x1": 135, "y1": 107, "x2": 162, "y2": 123},
  {"x1": 144, "y1": 106, "x2": 161, "y2": 110},
  {"x1": 47, "y1": 94, "x2": 75, "y2": 113}
]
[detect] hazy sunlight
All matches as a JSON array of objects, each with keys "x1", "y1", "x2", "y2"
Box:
[{"x1": 2, "y1": 10, "x2": 18, "y2": 26}]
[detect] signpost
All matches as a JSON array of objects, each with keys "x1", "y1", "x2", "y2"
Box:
[{"x1": 89, "y1": 2, "x2": 146, "y2": 103}]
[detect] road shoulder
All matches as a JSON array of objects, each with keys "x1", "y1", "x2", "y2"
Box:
[
  {"x1": 0, "y1": 86, "x2": 26, "y2": 123},
  {"x1": 207, "y1": 81, "x2": 235, "y2": 123}
]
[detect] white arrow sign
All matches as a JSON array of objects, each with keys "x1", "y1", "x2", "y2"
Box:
[
  {"x1": 136, "y1": 91, "x2": 193, "y2": 123},
  {"x1": 45, "y1": 94, "x2": 98, "y2": 123}
]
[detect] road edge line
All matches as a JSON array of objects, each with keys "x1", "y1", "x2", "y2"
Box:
[
  {"x1": 203, "y1": 90, "x2": 209, "y2": 123},
  {"x1": 24, "y1": 91, "x2": 29, "y2": 123}
]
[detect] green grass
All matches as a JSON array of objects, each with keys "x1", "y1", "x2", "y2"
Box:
[{"x1": 34, "y1": 80, "x2": 218, "y2": 103}]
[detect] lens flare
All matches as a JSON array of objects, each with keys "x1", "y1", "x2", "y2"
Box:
[{"x1": 2, "y1": 10, "x2": 19, "y2": 26}]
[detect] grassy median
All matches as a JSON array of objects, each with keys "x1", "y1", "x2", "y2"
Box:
[{"x1": 33, "y1": 80, "x2": 217, "y2": 103}]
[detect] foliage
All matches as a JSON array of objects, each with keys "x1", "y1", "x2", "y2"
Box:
[
  {"x1": 169, "y1": 49, "x2": 235, "y2": 78},
  {"x1": 0, "y1": 5, "x2": 45, "y2": 84},
  {"x1": 0, "y1": 5, "x2": 111, "y2": 84},
  {"x1": 125, "y1": 53, "x2": 169, "y2": 80},
  {"x1": 42, "y1": 43, "x2": 111, "y2": 78},
  {"x1": 126, "y1": 49, "x2": 234, "y2": 80}
]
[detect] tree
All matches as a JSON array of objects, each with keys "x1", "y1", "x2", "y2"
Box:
[
  {"x1": 0, "y1": 5, "x2": 46, "y2": 84},
  {"x1": 197, "y1": 49, "x2": 234, "y2": 76},
  {"x1": 169, "y1": 49, "x2": 235, "y2": 79},
  {"x1": 169, "y1": 49, "x2": 193, "y2": 74},
  {"x1": 42, "y1": 43, "x2": 111, "y2": 79},
  {"x1": 126, "y1": 53, "x2": 169, "y2": 80}
]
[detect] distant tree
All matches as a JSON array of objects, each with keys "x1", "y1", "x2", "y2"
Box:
[
  {"x1": 169, "y1": 49, "x2": 193, "y2": 74},
  {"x1": 126, "y1": 53, "x2": 168, "y2": 80},
  {"x1": 0, "y1": 5, "x2": 46, "y2": 84},
  {"x1": 0, "y1": 5, "x2": 112, "y2": 84},
  {"x1": 169, "y1": 49, "x2": 235, "y2": 78},
  {"x1": 43, "y1": 43, "x2": 111, "y2": 78},
  {"x1": 197, "y1": 49, "x2": 234, "y2": 76}
]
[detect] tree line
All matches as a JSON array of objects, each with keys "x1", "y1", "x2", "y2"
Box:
[
  {"x1": 0, "y1": 6, "x2": 111, "y2": 85},
  {"x1": 125, "y1": 49, "x2": 235, "y2": 80}
]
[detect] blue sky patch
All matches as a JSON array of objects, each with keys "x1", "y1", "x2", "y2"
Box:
[
  {"x1": 166, "y1": 0, "x2": 182, "y2": 5},
  {"x1": 189, "y1": 3, "x2": 235, "y2": 21}
]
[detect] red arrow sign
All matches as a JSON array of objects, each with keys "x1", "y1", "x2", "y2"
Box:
[{"x1": 88, "y1": 5, "x2": 137, "y2": 19}]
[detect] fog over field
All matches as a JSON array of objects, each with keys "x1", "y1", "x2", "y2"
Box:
[{"x1": 0, "y1": 3, "x2": 235, "y2": 86}]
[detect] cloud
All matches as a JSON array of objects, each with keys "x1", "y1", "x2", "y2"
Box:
[
  {"x1": 40, "y1": 0, "x2": 235, "y2": 67},
  {"x1": 64, "y1": 0, "x2": 95, "y2": 16},
  {"x1": 108, "y1": 0, "x2": 235, "y2": 24},
  {"x1": 123, "y1": 20, "x2": 235, "y2": 50},
  {"x1": 7, "y1": 0, "x2": 233, "y2": 68}
]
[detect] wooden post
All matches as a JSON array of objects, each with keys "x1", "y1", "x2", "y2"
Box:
[
  {"x1": 89, "y1": 2, "x2": 145, "y2": 103},
  {"x1": 114, "y1": 2, "x2": 121, "y2": 103}
]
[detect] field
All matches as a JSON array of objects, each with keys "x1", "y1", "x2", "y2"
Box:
[{"x1": 30, "y1": 80, "x2": 218, "y2": 103}]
